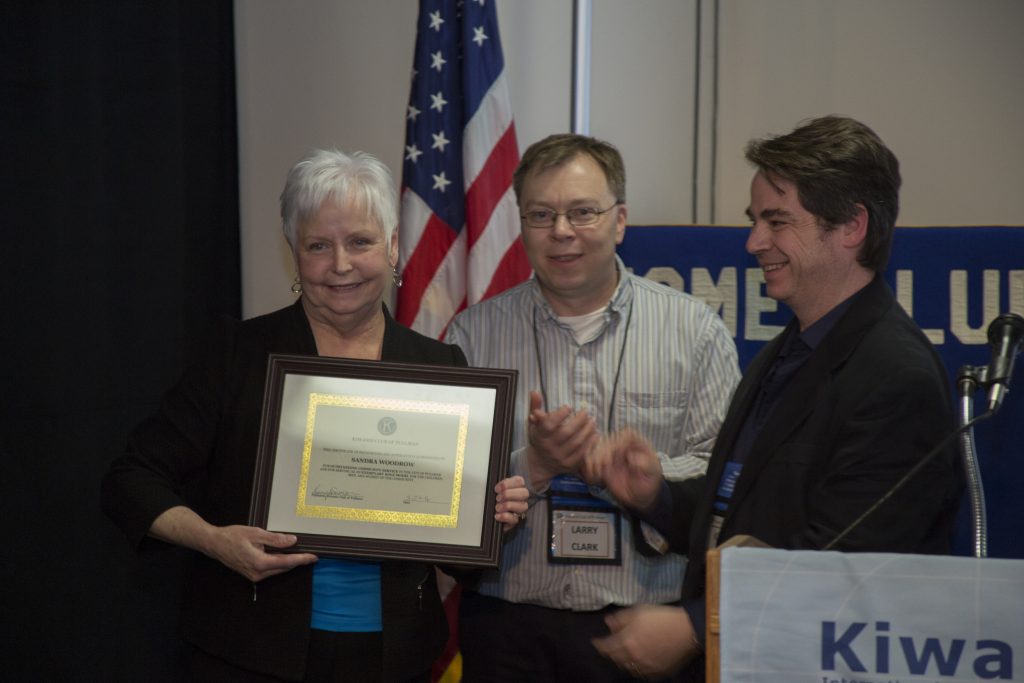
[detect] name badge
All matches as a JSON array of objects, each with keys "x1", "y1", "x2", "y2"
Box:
[
  {"x1": 708, "y1": 460, "x2": 742, "y2": 549},
  {"x1": 547, "y1": 475, "x2": 622, "y2": 565}
]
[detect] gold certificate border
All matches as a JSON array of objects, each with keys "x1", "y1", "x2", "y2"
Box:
[{"x1": 295, "y1": 392, "x2": 468, "y2": 528}]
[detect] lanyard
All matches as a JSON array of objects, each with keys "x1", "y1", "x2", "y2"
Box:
[{"x1": 531, "y1": 297, "x2": 634, "y2": 432}]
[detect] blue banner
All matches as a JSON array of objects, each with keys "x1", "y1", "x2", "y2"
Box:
[{"x1": 618, "y1": 225, "x2": 1024, "y2": 559}]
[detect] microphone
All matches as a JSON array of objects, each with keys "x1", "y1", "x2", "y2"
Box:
[{"x1": 985, "y1": 313, "x2": 1024, "y2": 413}]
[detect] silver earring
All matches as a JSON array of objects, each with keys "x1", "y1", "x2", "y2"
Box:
[
  {"x1": 291, "y1": 276, "x2": 302, "y2": 294},
  {"x1": 392, "y1": 265, "x2": 403, "y2": 288}
]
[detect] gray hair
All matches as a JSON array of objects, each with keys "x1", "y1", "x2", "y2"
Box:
[{"x1": 280, "y1": 148, "x2": 398, "y2": 249}]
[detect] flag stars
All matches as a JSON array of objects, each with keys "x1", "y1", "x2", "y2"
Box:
[
  {"x1": 432, "y1": 172, "x2": 452, "y2": 193},
  {"x1": 472, "y1": 26, "x2": 488, "y2": 46},
  {"x1": 407, "y1": 104, "x2": 421, "y2": 121},
  {"x1": 431, "y1": 131, "x2": 450, "y2": 152},
  {"x1": 428, "y1": 11, "x2": 444, "y2": 31},
  {"x1": 405, "y1": 144, "x2": 423, "y2": 163},
  {"x1": 430, "y1": 91, "x2": 448, "y2": 112},
  {"x1": 430, "y1": 50, "x2": 447, "y2": 72}
]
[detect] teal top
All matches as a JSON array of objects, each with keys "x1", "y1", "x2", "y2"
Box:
[{"x1": 310, "y1": 558, "x2": 383, "y2": 632}]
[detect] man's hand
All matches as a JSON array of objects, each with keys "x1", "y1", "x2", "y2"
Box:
[
  {"x1": 583, "y1": 428, "x2": 663, "y2": 514},
  {"x1": 592, "y1": 605, "x2": 699, "y2": 679},
  {"x1": 525, "y1": 390, "x2": 599, "y2": 490}
]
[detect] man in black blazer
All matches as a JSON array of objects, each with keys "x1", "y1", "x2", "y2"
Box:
[{"x1": 588, "y1": 116, "x2": 961, "y2": 680}]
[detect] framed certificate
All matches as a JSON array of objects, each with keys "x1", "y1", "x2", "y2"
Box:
[{"x1": 249, "y1": 353, "x2": 517, "y2": 567}]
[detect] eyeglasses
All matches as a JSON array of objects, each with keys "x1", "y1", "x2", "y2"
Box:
[{"x1": 520, "y1": 201, "x2": 621, "y2": 229}]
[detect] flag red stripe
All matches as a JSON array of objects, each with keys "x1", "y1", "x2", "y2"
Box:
[
  {"x1": 465, "y1": 124, "x2": 519, "y2": 251},
  {"x1": 436, "y1": 297, "x2": 467, "y2": 343},
  {"x1": 481, "y1": 239, "x2": 531, "y2": 300},
  {"x1": 395, "y1": 215, "x2": 457, "y2": 327}
]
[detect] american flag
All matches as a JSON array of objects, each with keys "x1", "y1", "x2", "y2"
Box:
[{"x1": 396, "y1": 0, "x2": 530, "y2": 339}]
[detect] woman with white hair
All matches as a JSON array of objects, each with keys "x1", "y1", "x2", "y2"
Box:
[{"x1": 103, "y1": 148, "x2": 528, "y2": 682}]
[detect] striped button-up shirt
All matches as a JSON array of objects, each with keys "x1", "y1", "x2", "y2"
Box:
[{"x1": 446, "y1": 260, "x2": 740, "y2": 609}]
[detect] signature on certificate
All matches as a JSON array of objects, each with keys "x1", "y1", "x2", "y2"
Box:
[
  {"x1": 403, "y1": 494, "x2": 450, "y2": 505},
  {"x1": 312, "y1": 485, "x2": 364, "y2": 502}
]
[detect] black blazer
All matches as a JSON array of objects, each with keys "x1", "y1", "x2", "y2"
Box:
[
  {"x1": 664, "y1": 276, "x2": 960, "y2": 604},
  {"x1": 102, "y1": 301, "x2": 466, "y2": 681}
]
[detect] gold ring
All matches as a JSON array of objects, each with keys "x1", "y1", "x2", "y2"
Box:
[
  {"x1": 628, "y1": 661, "x2": 643, "y2": 679},
  {"x1": 515, "y1": 510, "x2": 527, "y2": 522}
]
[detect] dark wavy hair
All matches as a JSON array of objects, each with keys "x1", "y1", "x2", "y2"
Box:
[{"x1": 745, "y1": 115, "x2": 901, "y2": 272}]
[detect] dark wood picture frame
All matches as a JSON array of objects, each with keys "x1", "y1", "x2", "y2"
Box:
[{"x1": 249, "y1": 353, "x2": 517, "y2": 568}]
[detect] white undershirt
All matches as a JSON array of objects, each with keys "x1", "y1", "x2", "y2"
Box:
[{"x1": 558, "y1": 308, "x2": 607, "y2": 345}]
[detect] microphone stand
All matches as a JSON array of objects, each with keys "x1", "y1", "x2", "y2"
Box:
[{"x1": 957, "y1": 364, "x2": 990, "y2": 558}]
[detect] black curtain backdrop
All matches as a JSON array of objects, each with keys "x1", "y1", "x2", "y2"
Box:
[{"x1": 2, "y1": 2, "x2": 239, "y2": 679}]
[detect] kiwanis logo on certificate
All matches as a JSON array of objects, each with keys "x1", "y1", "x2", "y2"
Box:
[{"x1": 378, "y1": 416, "x2": 397, "y2": 435}]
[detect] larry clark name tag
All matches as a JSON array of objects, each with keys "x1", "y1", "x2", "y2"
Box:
[
  {"x1": 249, "y1": 354, "x2": 517, "y2": 568},
  {"x1": 551, "y1": 509, "x2": 618, "y2": 561},
  {"x1": 547, "y1": 476, "x2": 623, "y2": 565}
]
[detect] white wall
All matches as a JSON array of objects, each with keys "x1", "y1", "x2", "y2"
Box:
[
  {"x1": 235, "y1": 0, "x2": 1024, "y2": 318},
  {"x1": 714, "y1": 0, "x2": 1024, "y2": 228},
  {"x1": 234, "y1": 0, "x2": 417, "y2": 316}
]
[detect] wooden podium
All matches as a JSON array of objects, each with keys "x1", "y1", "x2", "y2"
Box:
[{"x1": 706, "y1": 535, "x2": 770, "y2": 683}]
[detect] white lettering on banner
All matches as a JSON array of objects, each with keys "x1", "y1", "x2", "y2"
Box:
[
  {"x1": 744, "y1": 267, "x2": 784, "y2": 341},
  {"x1": 642, "y1": 266, "x2": 684, "y2": 293},
  {"x1": 895, "y1": 270, "x2": 945, "y2": 344},
  {"x1": 1012, "y1": 271, "x2": 1024, "y2": 313},
  {"x1": 645, "y1": 266, "x2": 740, "y2": 335},
  {"x1": 951, "y1": 269, "x2": 1001, "y2": 344},
  {"x1": 636, "y1": 266, "x2": 1024, "y2": 347},
  {"x1": 691, "y1": 267, "x2": 738, "y2": 336}
]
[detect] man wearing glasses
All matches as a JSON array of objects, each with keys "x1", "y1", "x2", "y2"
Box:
[{"x1": 446, "y1": 133, "x2": 740, "y2": 682}]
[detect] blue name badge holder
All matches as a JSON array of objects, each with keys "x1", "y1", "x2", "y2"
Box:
[{"x1": 547, "y1": 475, "x2": 622, "y2": 565}]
